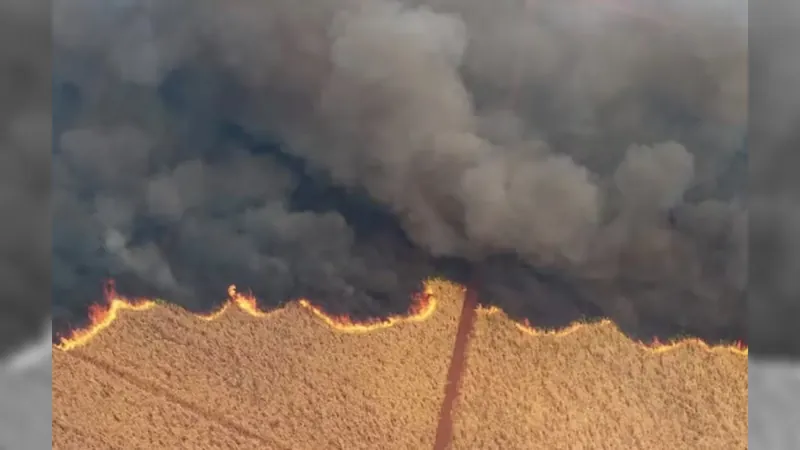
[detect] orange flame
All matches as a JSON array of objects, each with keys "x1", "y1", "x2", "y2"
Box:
[
  {"x1": 476, "y1": 307, "x2": 748, "y2": 356},
  {"x1": 195, "y1": 285, "x2": 272, "y2": 321},
  {"x1": 55, "y1": 282, "x2": 157, "y2": 351},
  {"x1": 54, "y1": 283, "x2": 438, "y2": 351},
  {"x1": 55, "y1": 281, "x2": 745, "y2": 357},
  {"x1": 298, "y1": 285, "x2": 437, "y2": 333}
]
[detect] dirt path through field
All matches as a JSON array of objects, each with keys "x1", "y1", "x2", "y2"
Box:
[{"x1": 433, "y1": 285, "x2": 478, "y2": 450}]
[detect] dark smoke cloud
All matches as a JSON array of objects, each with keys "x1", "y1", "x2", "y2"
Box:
[
  {"x1": 749, "y1": 0, "x2": 800, "y2": 357},
  {"x1": 0, "y1": 0, "x2": 51, "y2": 358},
  {"x1": 53, "y1": 0, "x2": 747, "y2": 345}
]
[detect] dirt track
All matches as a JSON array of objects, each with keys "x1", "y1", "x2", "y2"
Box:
[{"x1": 53, "y1": 280, "x2": 747, "y2": 450}]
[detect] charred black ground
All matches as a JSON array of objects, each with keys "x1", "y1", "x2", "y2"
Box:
[{"x1": 53, "y1": 0, "x2": 748, "y2": 348}]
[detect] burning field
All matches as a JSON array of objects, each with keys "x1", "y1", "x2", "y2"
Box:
[
  {"x1": 53, "y1": 279, "x2": 746, "y2": 449},
  {"x1": 453, "y1": 305, "x2": 747, "y2": 449},
  {"x1": 50, "y1": 0, "x2": 751, "y2": 448},
  {"x1": 53, "y1": 0, "x2": 749, "y2": 349},
  {"x1": 52, "y1": 281, "x2": 459, "y2": 449}
]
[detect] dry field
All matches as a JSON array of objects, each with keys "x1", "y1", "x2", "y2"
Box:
[
  {"x1": 452, "y1": 308, "x2": 747, "y2": 450},
  {"x1": 53, "y1": 280, "x2": 747, "y2": 450}
]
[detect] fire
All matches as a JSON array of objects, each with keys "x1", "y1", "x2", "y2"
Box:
[
  {"x1": 195, "y1": 285, "x2": 271, "y2": 321},
  {"x1": 475, "y1": 305, "x2": 501, "y2": 315},
  {"x1": 55, "y1": 282, "x2": 157, "y2": 351},
  {"x1": 642, "y1": 335, "x2": 748, "y2": 356},
  {"x1": 298, "y1": 285, "x2": 437, "y2": 333},
  {"x1": 477, "y1": 305, "x2": 748, "y2": 356},
  {"x1": 54, "y1": 282, "x2": 438, "y2": 351},
  {"x1": 55, "y1": 280, "x2": 745, "y2": 357}
]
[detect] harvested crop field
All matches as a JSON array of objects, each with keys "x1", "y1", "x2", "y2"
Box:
[
  {"x1": 452, "y1": 308, "x2": 748, "y2": 450},
  {"x1": 53, "y1": 280, "x2": 747, "y2": 450}
]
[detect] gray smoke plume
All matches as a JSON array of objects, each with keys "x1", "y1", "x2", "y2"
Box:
[
  {"x1": 0, "y1": 2, "x2": 53, "y2": 448},
  {"x1": 53, "y1": 0, "x2": 747, "y2": 345},
  {"x1": 0, "y1": 0, "x2": 51, "y2": 357},
  {"x1": 749, "y1": 0, "x2": 800, "y2": 357}
]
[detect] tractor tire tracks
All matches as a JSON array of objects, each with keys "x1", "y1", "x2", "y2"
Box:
[{"x1": 63, "y1": 351, "x2": 286, "y2": 449}]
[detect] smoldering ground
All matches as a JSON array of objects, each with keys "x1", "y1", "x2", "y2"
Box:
[{"x1": 53, "y1": 0, "x2": 747, "y2": 346}]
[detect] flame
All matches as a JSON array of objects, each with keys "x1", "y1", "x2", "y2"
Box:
[
  {"x1": 475, "y1": 305, "x2": 502, "y2": 315},
  {"x1": 54, "y1": 283, "x2": 437, "y2": 351},
  {"x1": 55, "y1": 282, "x2": 157, "y2": 351},
  {"x1": 477, "y1": 307, "x2": 748, "y2": 356},
  {"x1": 298, "y1": 285, "x2": 437, "y2": 333},
  {"x1": 195, "y1": 285, "x2": 272, "y2": 321},
  {"x1": 55, "y1": 280, "x2": 745, "y2": 357}
]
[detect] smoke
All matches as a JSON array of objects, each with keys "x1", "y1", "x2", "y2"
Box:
[
  {"x1": 53, "y1": 0, "x2": 746, "y2": 344},
  {"x1": 749, "y1": 0, "x2": 800, "y2": 357},
  {"x1": 0, "y1": 0, "x2": 51, "y2": 358}
]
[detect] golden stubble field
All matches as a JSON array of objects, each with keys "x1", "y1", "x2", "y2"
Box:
[
  {"x1": 452, "y1": 309, "x2": 747, "y2": 450},
  {"x1": 52, "y1": 280, "x2": 747, "y2": 450}
]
